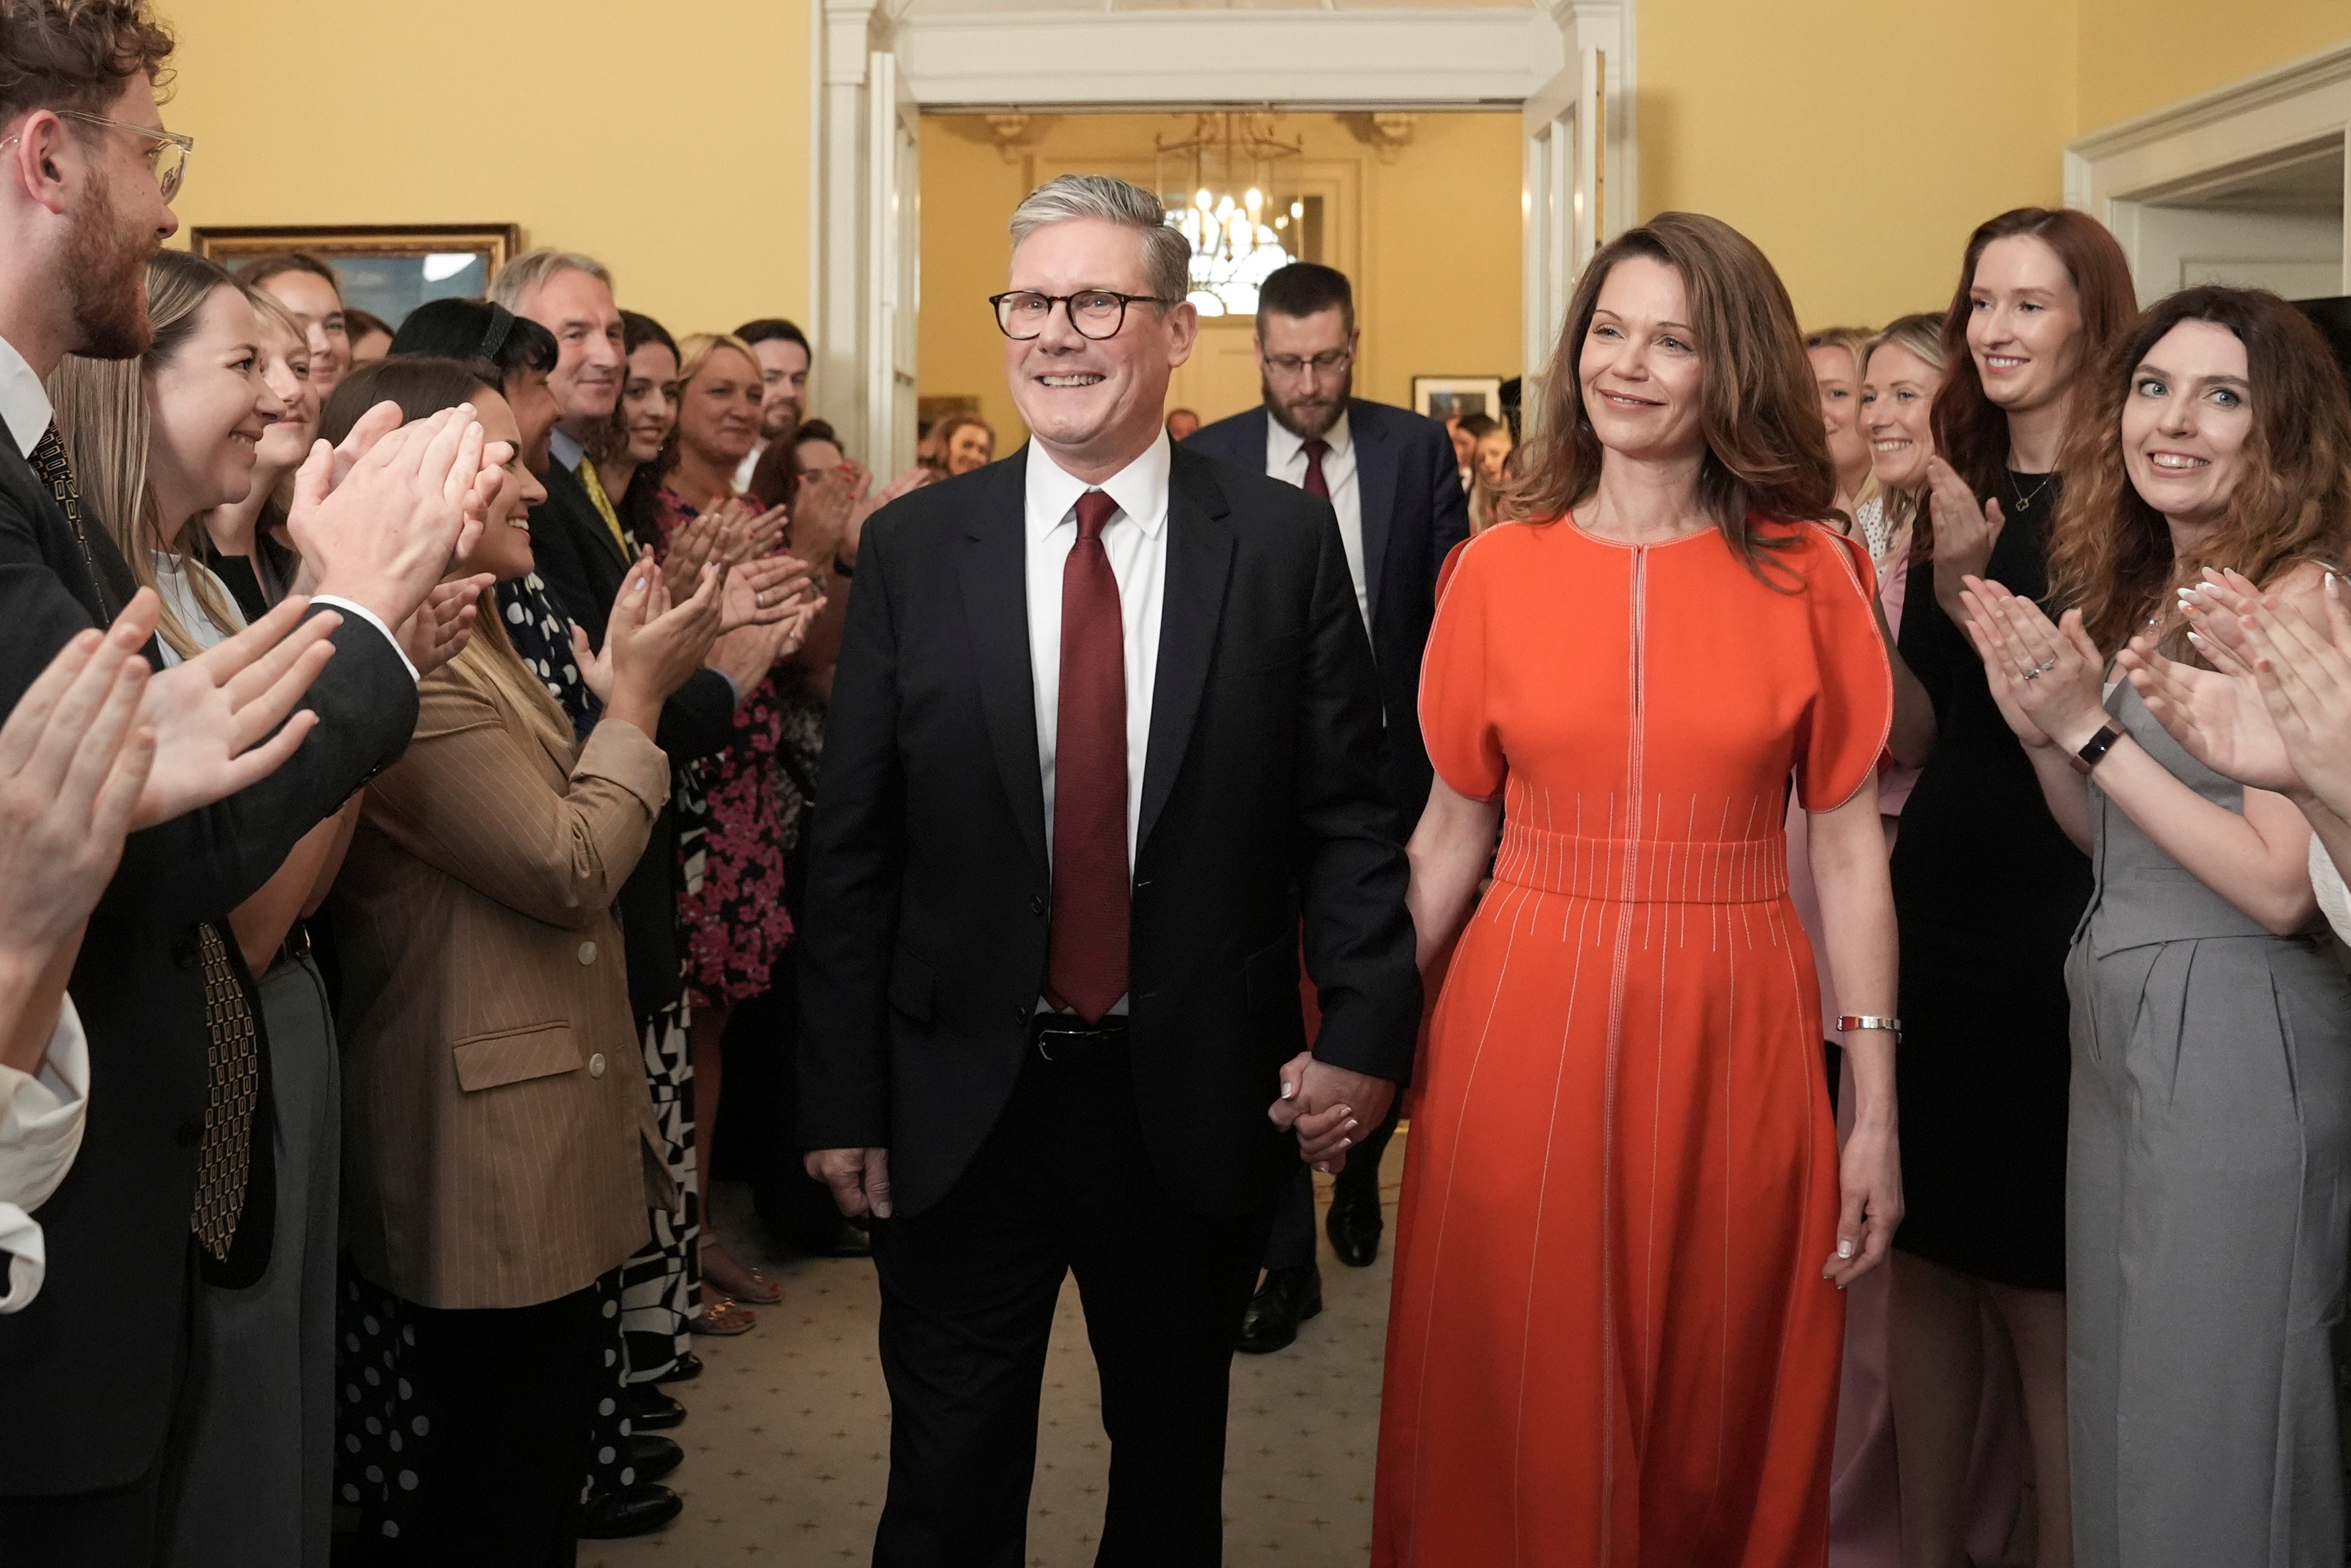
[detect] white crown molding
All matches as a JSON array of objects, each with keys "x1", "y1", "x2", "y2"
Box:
[{"x1": 2069, "y1": 39, "x2": 2351, "y2": 163}]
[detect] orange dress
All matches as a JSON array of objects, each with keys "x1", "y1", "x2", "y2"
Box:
[{"x1": 1373, "y1": 515, "x2": 1891, "y2": 1568}]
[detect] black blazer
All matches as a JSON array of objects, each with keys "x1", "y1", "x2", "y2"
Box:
[
  {"x1": 797, "y1": 444, "x2": 1419, "y2": 1219},
  {"x1": 1185, "y1": 399, "x2": 1469, "y2": 833},
  {"x1": 525, "y1": 460, "x2": 735, "y2": 1020},
  {"x1": 0, "y1": 437, "x2": 418, "y2": 1495}
]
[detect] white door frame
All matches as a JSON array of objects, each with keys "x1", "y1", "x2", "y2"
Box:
[
  {"x1": 811, "y1": 0, "x2": 1637, "y2": 456},
  {"x1": 2066, "y1": 41, "x2": 2351, "y2": 305}
]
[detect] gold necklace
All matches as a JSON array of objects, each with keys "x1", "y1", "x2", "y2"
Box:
[{"x1": 2008, "y1": 470, "x2": 2057, "y2": 513}]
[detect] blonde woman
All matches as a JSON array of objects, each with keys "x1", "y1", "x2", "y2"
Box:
[
  {"x1": 1807, "y1": 324, "x2": 1877, "y2": 525},
  {"x1": 189, "y1": 283, "x2": 317, "y2": 618}
]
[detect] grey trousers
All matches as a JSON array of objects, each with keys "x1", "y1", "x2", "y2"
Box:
[
  {"x1": 164, "y1": 952, "x2": 340, "y2": 1568},
  {"x1": 2067, "y1": 932, "x2": 2351, "y2": 1568}
]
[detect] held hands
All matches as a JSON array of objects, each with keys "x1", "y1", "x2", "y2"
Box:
[
  {"x1": 0, "y1": 619, "x2": 156, "y2": 964},
  {"x1": 1955, "y1": 575, "x2": 2107, "y2": 752},
  {"x1": 805, "y1": 1147, "x2": 892, "y2": 1220},
  {"x1": 1925, "y1": 457, "x2": 2005, "y2": 621},
  {"x1": 1825, "y1": 1118, "x2": 1902, "y2": 1289},
  {"x1": 1268, "y1": 1052, "x2": 1397, "y2": 1174},
  {"x1": 287, "y1": 404, "x2": 512, "y2": 633},
  {"x1": 127, "y1": 591, "x2": 341, "y2": 829}
]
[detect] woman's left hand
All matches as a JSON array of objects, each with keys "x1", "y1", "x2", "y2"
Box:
[
  {"x1": 1825, "y1": 1119, "x2": 1902, "y2": 1288},
  {"x1": 1961, "y1": 576, "x2": 2108, "y2": 750}
]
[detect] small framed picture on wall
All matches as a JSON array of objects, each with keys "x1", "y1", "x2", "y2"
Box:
[{"x1": 1412, "y1": 376, "x2": 1504, "y2": 422}]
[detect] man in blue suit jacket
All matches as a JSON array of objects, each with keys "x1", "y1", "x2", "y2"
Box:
[{"x1": 1185, "y1": 262, "x2": 1468, "y2": 1351}]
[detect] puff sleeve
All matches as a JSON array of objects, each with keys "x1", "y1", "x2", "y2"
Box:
[
  {"x1": 1795, "y1": 525, "x2": 1895, "y2": 812},
  {"x1": 1417, "y1": 532, "x2": 1509, "y2": 803}
]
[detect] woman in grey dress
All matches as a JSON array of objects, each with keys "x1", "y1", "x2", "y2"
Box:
[{"x1": 1956, "y1": 284, "x2": 2351, "y2": 1568}]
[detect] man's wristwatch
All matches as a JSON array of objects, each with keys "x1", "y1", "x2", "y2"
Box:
[{"x1": 2071, "y1": 723, "x2": 2122, "y2": 775}]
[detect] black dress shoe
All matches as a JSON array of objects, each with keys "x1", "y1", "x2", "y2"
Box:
[
  {"x1": 652, "y1": 1350, "x2": 702, "y2": 1384},
  {"x1": 624, "y1": 1384, "x2": 686, "y2": 1431},
  {"x1": 1325, "y1": 1181, "x2": 1385, "y2": 1268},
  {"x1": 1235, "y1": 1265, "x2": 1322, "y2": 1355},
  {"x1": 577, "y1": 1481, "x2": 682, "y2": 1539},
  {"x1": 623, "y1": 1432, "x2": 683, "y2": 1484}
]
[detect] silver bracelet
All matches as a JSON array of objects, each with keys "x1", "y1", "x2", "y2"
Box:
[{"x1": 1836, "y1": 1014, "x2": 1902, "y2": 1035}]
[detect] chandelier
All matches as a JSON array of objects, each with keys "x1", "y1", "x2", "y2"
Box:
[{"x1": 1154, "y1": 113, "x2": 1305, "y2": 317}]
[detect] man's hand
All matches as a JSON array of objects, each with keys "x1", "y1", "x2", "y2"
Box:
[
  {"x1": 805, "y1": 1147, "x2": 893, "y2": 1220},
  {"x1": 126, "y1": 591, "x2": 341, "y2": 829},
  {"x1": 1268, "y1": 1052, "x2": 1397, "y2": 1175},
  {"x1": 396, "y1": 574, "x2": 493, "y2": 680},
  {"x1": 287, "y1": 405, "x2": 501, "y2": 633}
]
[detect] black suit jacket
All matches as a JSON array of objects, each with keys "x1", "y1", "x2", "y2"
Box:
[
  {"x1": 525, "y1": 460, "x2": 735, "y2": 1019},
  {"x1": 0, "y1": 437, "x2": 417, "y2": 1495},
  {"x1": 797, "y1": 444, "x2": 1419, "y2": 1219},
  {"x1": 1185, "y1": 399, "x2": 1469, "y2": 832}
]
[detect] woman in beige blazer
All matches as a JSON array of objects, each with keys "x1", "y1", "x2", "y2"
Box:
[{"x1": 322, "y1": 357, "x2": 725, "y2": 1562}]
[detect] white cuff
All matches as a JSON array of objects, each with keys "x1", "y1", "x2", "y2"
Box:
[
  {"x1": 311, "y1": 595, "x2": 421, "y2": 684},
  {"x1": 0, "y1": 997, "x2": 88, "y2": 1315}
]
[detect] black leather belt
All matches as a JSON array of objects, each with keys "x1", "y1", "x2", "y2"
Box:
[{"x1": 1029, "y1": 1013, "x2": 1129, "y2": 1070}]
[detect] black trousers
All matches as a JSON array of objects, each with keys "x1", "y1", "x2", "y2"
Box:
[
  {"x1": 871, "y1": 1053, "x2": 1274, "y2": 1568},
  {"x1": 1262, "y1": 1095, "x2": 1402, "y2": 1272},
  {"x1": 348, "y1": 1282, "x2": 601, "y2": 1568}
]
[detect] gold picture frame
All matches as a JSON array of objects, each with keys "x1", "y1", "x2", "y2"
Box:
[{"x1": 188, "y1": 224, "x2": 524, "y2": 328}]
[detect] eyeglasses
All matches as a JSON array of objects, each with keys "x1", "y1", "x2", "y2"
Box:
[
  {"x1": 991, "y1": 290, "x2": 1178, "y2": 342},
  {"x1": 1263, "y1": 349, "x2": 1353, "y2": 380},
  {"x1": 43, "y1": 111, "x2": 193, "y2": 200}
]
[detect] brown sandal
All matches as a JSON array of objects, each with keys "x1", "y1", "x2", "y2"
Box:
[
  {"x1": 689, "y1": 1297, "x2": 755, "y2": 1335},
  {"x1": 701, "y1": 1240, "x2": 785, "y2": 1305}
]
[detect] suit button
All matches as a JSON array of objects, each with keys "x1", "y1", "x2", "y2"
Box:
[
  {"x1": 171, "y1": 938, "x2": 198, "y2": 970},
  {"x1": 1009, "y1": 1005, "x2": 1027, "y2": 1028},
  {"x1": 1029, "y1": 893, "x2": 1047, "y2": 917},
  {"x1": 578, "y1": 941, "x2": 597, "y2": 965},
  {"x1": 174, "y1": 1118, "x2": 203, "y2": 1148},
  {"x1": 589, "y1": 1053, "x2": 607, "y2": 1078}
]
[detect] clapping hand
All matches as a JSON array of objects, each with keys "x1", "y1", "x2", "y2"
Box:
[
  {"x1": 2183, "y1": 569, "x2": 2351, "y2": 819},
  {"x1": 128, "y1": 591, "x2": 342, "y2": 830},
  {"x1": 1955, "y1": 575, "x2": 2105, "y2": 752},
  {"x1": 721, "y1": 552, "x2": 819, "y2": 634},
  {"x1": 396, "y1": 574, "x2": 494, "y2": 680},
  {"x1": 661, "y1": 498, "x2": 790, "y2": 600},
  {"x1": 1268, "y1": 1052, "x2": 1397, "y2": 1175},
  {"x1": 1926, "y1": 457, "x2": 2005, "y2": 621}
]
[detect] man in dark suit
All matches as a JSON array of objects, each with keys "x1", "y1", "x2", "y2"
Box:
[
  {"x1": 0, "y1": 28, "x2": 497, "y2": 1559},
  {"x1": 1185, "y1": 260, "x2": 1468, "y2": 1350},
  {"x1": 799, "y1": 174, "x2": 1420, "y2": 1566}
]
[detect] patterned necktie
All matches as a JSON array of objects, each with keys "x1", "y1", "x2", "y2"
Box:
[
  {"x1": 1045, "y1": 490, "x2": 1130, "y2": 1023},
  {"x1": 1301, "y1": 439, "x2": 1331, "y2": 500},
  {"x1": 34, "y1": 421, "x2": 258, "y2": 1256}
]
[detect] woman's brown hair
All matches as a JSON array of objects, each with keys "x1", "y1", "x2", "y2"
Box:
[
  {"x1": 1509, "y1": 211, "x2": 1837, "y2": 576},
  {"x1": 1930, "y1": 207, "x2": 2136, "y2": 509},
  {"x1": 2045, "y1": 286, "x2": 2351, "y2": 653}
]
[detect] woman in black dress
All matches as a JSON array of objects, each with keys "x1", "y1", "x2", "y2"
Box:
[{"x1": 1886, "y1": 207, "x2": 2136, "y2": 1568}]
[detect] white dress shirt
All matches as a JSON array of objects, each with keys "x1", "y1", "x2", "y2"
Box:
[
  {"x1": 1267, "y1": 408, "x2": 1369, "y2": 633},
  {"x1": 0, "y1": 330, "x2": 417, "y2": 681},
  {"x1": 0, "y1": 997, "x2": 88, "y2": 1313},
  {"x1": 2312, "y1": 837, "x2": 2351, "y2": 947}
]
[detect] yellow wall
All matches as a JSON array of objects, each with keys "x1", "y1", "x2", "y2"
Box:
[
  {"x1": 157, "y1": 0, "x2": 810, "y2": 339},
  {"x1": 2077, "y1": 0, "x2": 2347, "y2": 130},
  {"x1": 1637, "y1": 0, "x2": 2077, "y2": 330},
  {"x1": 918, "y1": 112, "x2": 1524, "y2": 448}
]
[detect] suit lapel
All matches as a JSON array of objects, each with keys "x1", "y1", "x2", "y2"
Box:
[
  {"x1": 959, "y1": 453, "x2": 1050, "y2": 879},
  {"x1": 1139, "y1": 451, "x2": 1235, "y2": 853},
  {"x1": 1349, "y1": 401, "x2": 1394, "y2": 622},
  {"x1": 548, "y1": 462, "x2": 628, "y2": 572}
]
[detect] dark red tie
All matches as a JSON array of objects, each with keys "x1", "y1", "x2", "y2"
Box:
[
  {"x1": 1045, "y1": 490, "x2": 1129, "y2": 1022},
  {"x1": 1301, "y1": 439, "x2": 1331, "y2": 500}
]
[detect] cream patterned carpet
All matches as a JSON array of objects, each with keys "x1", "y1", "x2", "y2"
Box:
[{"x1": 587, "y1": 1137, "x2": 1403, "y2": 1568}]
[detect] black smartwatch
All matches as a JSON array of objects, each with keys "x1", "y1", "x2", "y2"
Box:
[{"x1": 2072, "y1": 723, "x2": 2122, "y2": 774}]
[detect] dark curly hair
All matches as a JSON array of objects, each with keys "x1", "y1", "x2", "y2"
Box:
[{"x1": 0, "y1": 0, "x2": 174, "y2": 125}]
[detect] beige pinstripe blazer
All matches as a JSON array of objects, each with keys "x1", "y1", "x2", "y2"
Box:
[{"x1": 332, "y1": 635, "x2": 671, "y2": 1310}]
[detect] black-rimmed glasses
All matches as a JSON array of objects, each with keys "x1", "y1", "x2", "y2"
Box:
[{"x1": 991, "y1": 290, "x2": 1179, "y2": 341}]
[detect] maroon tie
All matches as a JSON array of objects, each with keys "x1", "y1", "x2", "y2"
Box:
[
  {"x1": 1045, "y1": 490, "x2": 1129, "y2": 1022},
  {"x1": 1301, "y1": 439, "x2": 1331, "y2": 500}
]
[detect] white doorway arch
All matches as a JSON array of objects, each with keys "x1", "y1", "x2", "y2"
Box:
[{"x1": 811, "y1": 0, "x2": 1637, "y2": 469}]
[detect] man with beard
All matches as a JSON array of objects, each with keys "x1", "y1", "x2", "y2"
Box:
[
  {"x1": 733, "y1": 317, "x2": 811, "y2": 490},
  {"x1": 0, "y1": 5, "x2": 503, "y2": 1558},
  {"x1": 1185, "y1": 261, "x2": 1468, "y2": 1352}
]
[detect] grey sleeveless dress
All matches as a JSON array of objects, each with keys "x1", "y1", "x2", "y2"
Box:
[{"x1": 2067, "y1": 681, "x2": 2351, "y2": 1568}]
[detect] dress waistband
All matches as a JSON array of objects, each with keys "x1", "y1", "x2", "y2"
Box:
[{"x1": 1490, "y1": 821, "x2": 1791, "y2": 905}]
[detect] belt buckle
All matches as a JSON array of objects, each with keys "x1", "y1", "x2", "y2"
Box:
[{"x1": 1035, "y1": 1024, "x2": 1078, "y2": 1065}]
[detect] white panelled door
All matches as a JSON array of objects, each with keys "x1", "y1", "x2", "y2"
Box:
[{"x1": 865, "y1": 51, "x2": 921, "y2": 478}]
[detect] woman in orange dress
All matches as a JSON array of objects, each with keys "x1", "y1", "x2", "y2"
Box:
[{"x1": 1374, "y1": 212, "x2": 1904, "y2": 1567}]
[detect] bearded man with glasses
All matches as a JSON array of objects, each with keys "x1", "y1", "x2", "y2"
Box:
[
  {"x1": 0, "y1": 5, "x2": 507, "y2": 1559},
  {"x1": 1185, "y1": 261, "x2": 1469, "y2": 1355}
]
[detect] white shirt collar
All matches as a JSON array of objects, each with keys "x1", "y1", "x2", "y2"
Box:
[
  {"x1": 0, "y1": 333, "x2": 54, "y2": 459},
  {"x1": 549, "y1": 426, "x2": 586, "y2": 475},
  {"x1": 1266, "y1": 406, "x2": 1351, "y2": 467},
  {"x1": 1025, "y1": 429, "x2": 1172, "y2": 543}
]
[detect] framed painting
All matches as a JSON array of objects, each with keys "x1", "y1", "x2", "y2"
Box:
[
  {"x1": 188, "y1": 224, "x2": 524, "y2": 329},
  {"x1": 1412, "y1": 376, "x2": 1503, "y2": 423}
]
